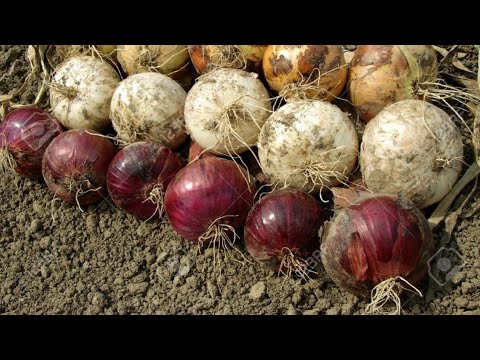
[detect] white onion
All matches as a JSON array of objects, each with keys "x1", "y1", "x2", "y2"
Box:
[
  {"x1": 360, "y1": 99, "x2": 464, "y2": 209},
  {"x1": 184, "y1": 68, "x2": 271, "y2": 155},
  {"x1": 50, "y1": 56, "x2": 120, "y2": 131},
  {"x1": 110, "y1": 72, "x2": 187, "y2": 149},
  {"x1": 258, "y1": 100, "x2": 359, "y2": 194}
]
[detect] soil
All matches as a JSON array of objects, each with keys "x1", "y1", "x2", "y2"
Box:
[{"x1": 1, "y1": 45, "x2": 480, "y2": 315}]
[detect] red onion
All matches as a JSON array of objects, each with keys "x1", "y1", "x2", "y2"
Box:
[
  {"x1": 42, "y1": 129, "x2": 116, "y2": 208},
  {"x1": 107, "y1": 142, "x2": 184, "y2": 220},
  {"x1": 164, "y1": 157, "x2": 256, "y2": 245},
  {"x1": 320, "y1": 193, "x2": 433, "y2": 313},
  {"x1": 0, "y1": 107, "x2": 62, "y2": 178},
  {"x1": 244, "y1": 190, "x2": 325, "y2": 279},
  {"x1": 188, "y1": 139, "x2": 214, "y2": 163}
]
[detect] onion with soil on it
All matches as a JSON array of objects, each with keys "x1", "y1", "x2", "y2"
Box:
[
  {"x1": 117, "y1": 45, "x2": 190, "y2": 79},
  {"x1": 188, "y1": 45, "x2": 267, "y2": 74},
  {"x1": 0, "y1": 107, "x2": 62, "y2": 178},
  {"x1": 49, "y1": 56, "x2": 121, "y2": 132},
  {"x1": 110, "y1": 72, "x2": 187, "y2": 149},
  {"x1": 360, "y1": 99, "x2": 464, "y2": 209},
  {"x1": 320, "y1": 192, "x2": 434, "y2": 315},
  {"x1": 164, "y1": 157, "x2": 256, "y2": 265},
  {"x1": 257, "y1": 100, "x2": 359, "y2": 199},
  {"x1": 107, "y1": 142, "x2": 184, "y2": 220},
  {"x1": 184, "y1": 68, "x2": 272, "y2": 159},
  {"x1": 262, "y1": 45, "x2": 348, "y2": 102},
  {"x1": 42, "y1": 129, "x2": 116, "y2": 210},
  {"x1": 244, "y1": 189, "x2": 325, "y2": 280}
]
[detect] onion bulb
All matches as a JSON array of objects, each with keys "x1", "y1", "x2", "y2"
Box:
[
  {"x1": 188, "y1": 45, "x2": 267, "y2": 74},
  {"x1": 117, "y1": 45, "x2": 190, "y2": 79},
  {"x1": 50, "y1": 56, "x2": 121, "y2": 131},
  {"x1": 262, "y1": 45, "x2": 347, "y2": 102},
  {"x1": 321, "y1": 193, "x2": 433, "y2": 314},
  {"x1": 349, "y1": 45, "x2": 438, "y2": 122},
  {"x1": 184, "y1": 68, "x2": 271, "y2": 155},
  {"x1": 110, "y1": 72, "x2": 187, "y2": 149},
  {"x1": 257, "y1": 100, "x2": 358, "y2": 195},
  {"x1": 360, "y1": 99, "x2": 463, "y2": 209}
]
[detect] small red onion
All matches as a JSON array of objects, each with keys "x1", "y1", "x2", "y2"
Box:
[
  {"x1": 188, "y1": 139, "x2": 214, "y2": 163},
  {"x1": 164, "y1": 157, "x2": 256, "y2": 243},
  {"x1": 0, "y1": 107, "x2": 62, "y2": 178},
  {"x1": 107, "y1": 142, "x2": 184, "y2": 220},
  {"x1": 42, "y1": 129, "x2": 116, "y2": 207},
  {"x1": 321, "y1": 193, "x2": 433, "y2": 304},
  {"x1": 244, "y1": 190, "x2": 325, "y2": 278}
]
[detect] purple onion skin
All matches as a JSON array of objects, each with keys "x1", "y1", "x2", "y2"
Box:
[
  {"x1": 107, "y1": 142, "x2": 184, "y2": 220},
  {"x1": 244, "y1": 190, "x2": 324, "y2": 272},
  {"x1": 320, "y1": 194, "x2": 433, "y2": 299},
  {"x1": 164, "y1": 157, "x2": 256, "y2": 242},
  {"x1": 42, "y1": 129, "x2": 116, "y2": 206},
  {"x1": 0, "y1": 108, "x2": 62, "y2": 178}
]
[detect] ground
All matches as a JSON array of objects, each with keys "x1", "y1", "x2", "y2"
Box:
[{"x1": 0, "y1": 45, "x2": 479, "y2": 315}]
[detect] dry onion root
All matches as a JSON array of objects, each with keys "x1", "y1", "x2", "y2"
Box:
[
  {"x1": 262, "y1": 45, "x2": 348, "y2": 103},
  {"x1": 360, "y1": 99, "x2": 464, "y2": 209},
  {"x1": 116, "y1": 45, "x2": 190, "y2": 79},
  {"x1": 257, "y1": 100, "x2": 359, "y2": 199},
  {"x1": 49, "y1": 56, "x2": 121, "y2": 132},
  {"x1": 188, "y1": 45, "x2": 267, "y2": 74},
  {"x1": 56, "y1": 45, "x2": 117, "y2": 60}
]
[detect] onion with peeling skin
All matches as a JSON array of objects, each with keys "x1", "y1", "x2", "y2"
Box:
[
  {"x1": 360, "y1": 99, "x2": 463, "y2": 209},
  {"x1": 257, "y1": 100, "x2": 359, "y2": 196},
  {"x1": 117, "y1": 45, "x2": 190, "y2": 79},
  {"x1": 184, "y1": 68, "x2": 271, "y2": 155},
  {"x1": 188, "y1": 45, "x2": 267, "y2": 74},
  {"x1": 262, "y1": 45, "x2": 347, "y2": 102},
  {"x1": 0, "y1": 107, "x2": 62, "y2": 178},
  {"x1": 110, "y1": 72, "x2": 187, "y2": 149},
  {"x1": 50, "y1": 56, "x2": 121, "y2": 132},
  {"x1": 320, "y1": 193, "x2": 434, "y2": 314}
]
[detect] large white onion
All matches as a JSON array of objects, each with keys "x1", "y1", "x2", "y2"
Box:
[
  {"x1": 184, "y1": 68, "x2": 271, "y2": 155},
  {"x1": 50, "y1": 56, "x2": 121, "y2": 132},
  {"x1": 360, "y1": 99, "x2": 464, "y2": 209},
  {"x1": 258, "y1": 100, "x2": 359, "y2": 194},
  {"x1": 110, "y1": 72, "x2": 187, "y2": 149}
]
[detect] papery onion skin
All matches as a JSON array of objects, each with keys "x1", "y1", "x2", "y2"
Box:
[
  {"x1": 320, "y1": 194, "x2": 434, "y2": 299},
  {"x1": 262, "y1": 45, "x2": 347, "y2": 102},
  {"x1": 1, "y1": 108, "x2": 62, "y2": 178},
  {"x1": 42, "y1": 129, "x2": 116, "y2": 206},
  {"x1": 107, "y1": 142, "x2": 184, "y2": 220},
  {"x1": 164, "y1": 157, "x2": 256, "y2": 242},
  {"x1": 244, "y1": 189, "x2": 324, "y2": 272}
]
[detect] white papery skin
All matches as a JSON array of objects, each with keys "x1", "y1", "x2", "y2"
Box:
[
  {"x1": 110, "y1": 72, "x2": 187, "y2": 149},
  {"x1": 184, "y1": 68, "x2": 272, "y2": 154},
  {"x1": 360, "y1": 99, "x2": 463, "y2": 209},
  {"x1": 50, "y1": 56, "x2": 120, "y2": 131},
  {"x1": 258, "y1": 100, "x2": 359, "y2": 193}
]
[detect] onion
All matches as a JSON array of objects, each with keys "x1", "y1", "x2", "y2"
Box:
[
  {"x1": 110, "y1": 72, "x2": 187, "y2": 149},
  {"x1": 184, "y1": 68, "x2": 271, "y2": 155},
  {"x1": 106, "y1": 142, "x2": 184, "y2": 220},
  {"x1": 0, "y1": 107, "x2": 62, "y2": 178},
  {"x1": 348, "y1": 45, "x2": 438, "y2": 122},
  {"x1": 262, "y1": 45, "x2": 347, "y2": 102},
  {"x1": 42, "y1": 129, "x2": 116, "y2": 208},
  {"x1": 188, "y1": 140, "x2": 214, "y2": 163},
  {"x1": 360, "y1": 99, "x2": 463, "y2": 209},
  {"x1": 244, "y1": 189, "x2": 324, "y2": 279},
  {"x1": 320, "y1": 193, "x2": 433, "y2": 314},
  {"x1": 257, "y1": 100, "x2": 358, "y2": 196},
  {"x1": 117, "y1": 45, "x2": 190, "y2": 79},
  {"x1": 188, "y1": 45, "x2": 267, "y2": 74},
  {"x1": 164, "y1": 157, "x2": 256, "y2": 248},
  {"x1": 50, "y1": 56, "x2": 121, "y2": 132}
]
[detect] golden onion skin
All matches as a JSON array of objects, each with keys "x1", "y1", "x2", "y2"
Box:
[
  {"x1": 349, "y1": 45, "x2": 437, "y2": 123},
  {"x1": 188, "y1": 45, "x2": 267, "y2": 74},
  {"x1": 262, "y1": 45, "x2": 347, "y2": 102}
]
